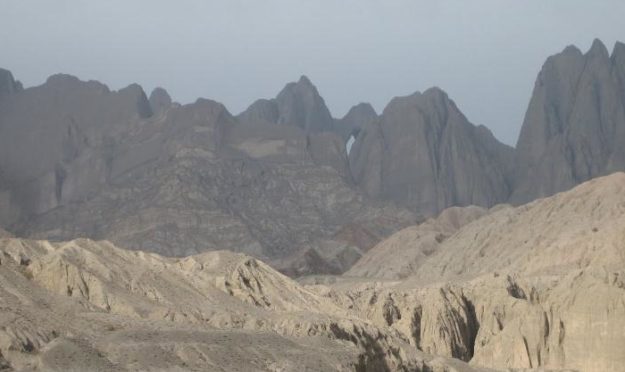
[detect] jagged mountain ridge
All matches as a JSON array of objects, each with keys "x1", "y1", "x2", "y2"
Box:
[
  {"x1": 238, "y1": 75, "x2": 335, "y2": 133},
  {"x1": 0, "y1": 72, "x2": 415, "y2": 276},
  {"x1": 1, "y1": 38, "x2": 625, "y2": 276}
]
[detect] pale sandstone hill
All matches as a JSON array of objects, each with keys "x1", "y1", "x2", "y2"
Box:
[
  {"x1": 0, "y1": 236, "x2": 487, "y2": 372},
  {"x1": 316, "y1": 173, "x2": 625, "y2": 372},
  {"x1": 411, "y1": 172, "x2": 625, "y2": 282},
  {"x1": 512, "y1": 40, "x2": 625, "y2": 204},
  {"x1": 346, "y1": 206, "x2": 488, "y2": 279},
  {"x1": 349, "y1": 87, "x2": 514, "y2": 218}
]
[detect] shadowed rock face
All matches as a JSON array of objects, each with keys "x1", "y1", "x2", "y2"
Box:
[
  {"x1": 0, "y1": 72, "x2": 414, "y2": 274},
  {"x1": 350, "y1": 87, "x2": 514, "y2": 217},
  {"x1": 512, "y1": 39, "x2": 625, "y2": 204}
]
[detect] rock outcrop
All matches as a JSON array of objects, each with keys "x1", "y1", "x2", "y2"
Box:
[
  {"x1": 334, "y1": 102, "x2": 378, "y2": 141},
  {"x1": 239, "y1": 75, "x2": 334, "y2": 133},
  {"x1": 148, "y1": 86, "x2": 172, "y2": 114},
  {"x1": 0, "y1": 73, "x2": 153, "y2": 225},
  {"x1": 0, "y1": 68, "x2": 22, "y2": 101},
  {"x1": 327, "y1": 173, "x2": 625, "y2": 372},
  {"x1": 512, "y1": 39, "x2": 625, "y2": 203},
  {"x1": 0, "y1": 236, "x2": 488, "y2": 372},
  {"x1": 350, "y1": 87, "x2": 514, "y2": 217}
]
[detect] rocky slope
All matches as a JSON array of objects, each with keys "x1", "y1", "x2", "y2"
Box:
[
  {"x1": 0, "y1": 236, "x2": 488, "y2": 372},
  {"x1": 345, "y1": 206, "x2": 488, "y2": 280},
  {"x1": 323, "y1": 173, "x2": 625, "y2": 371},
  {"x1": 349, "y1": 87, "x2": 514, "y2": 217},
  {"x1": 412, "y1": 172, "x2": 625, "y2": 283},
  {"x1": 0, "y1": 72, "x2": 414, "y2": 275},
  {"x1": 512, "y1": 39, "x2": 625, "y2": 204}
]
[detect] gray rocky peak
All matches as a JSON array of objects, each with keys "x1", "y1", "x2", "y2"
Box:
[
  {"x1": 588, "y1": 38, "x2": 609, "y2": 58},
  {"x1": 149, "y1": 87, "x2": 172, "y2": 114},
  {"x1": 275, "y1": 75, "x2": 334, "y2": 133},
  {"x1": 0, "y1": 68, "x2": 23, "y2": 102},
  {"x1": 238, "y1": 75, "x2": 335, "y2": 134},
  {"x1": 350, "y1": 87, "x2": 513, "y2": 217},
  {"x1": 511, "y1": 38, "x2": 625, "y2": 204}
]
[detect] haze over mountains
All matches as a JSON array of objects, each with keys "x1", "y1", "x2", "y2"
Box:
[
  {"x1": 1, "y1": 39, "x2": 625, "y2": 277},
  {"x1": 0, "y1": 38, "x2": 624, "y2": 371}
]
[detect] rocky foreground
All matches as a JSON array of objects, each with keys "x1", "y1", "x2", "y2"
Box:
[{"x1": 1, "y1": 173, "x2": 625, "y2": 371}]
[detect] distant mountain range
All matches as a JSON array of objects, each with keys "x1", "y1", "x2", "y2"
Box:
[{"x1": 1, "y1": 39, "x2": 624, "y2": 275}]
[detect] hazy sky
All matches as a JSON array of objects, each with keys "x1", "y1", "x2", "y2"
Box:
[{"x1": 1, "y1": 1, "x2": 624, "y2": 145}]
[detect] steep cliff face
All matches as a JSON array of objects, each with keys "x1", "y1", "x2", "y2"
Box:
[
  {"x1": 350, "y1": 87, "x2": 513, "y2": 217},
  {"x1": 512, "y1": 39, "x2": 625, "y2": 204}
]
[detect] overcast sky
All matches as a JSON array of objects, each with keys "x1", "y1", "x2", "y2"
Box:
[{"x1": 1, "y1": 1, "x2": 624, "y2": 145}]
